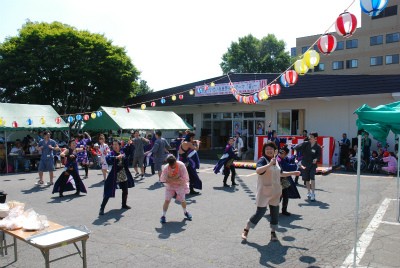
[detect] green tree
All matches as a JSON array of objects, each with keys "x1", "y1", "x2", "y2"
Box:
[
  {"x1": 220, "y1": 34, "x2": 291, "y2": 74},
  {"x1": 133, "y1": 80, "x2": 153, "y2": 97},
  {"x1": 0, "y1": 21, "x2": 141, "y2": 114}
]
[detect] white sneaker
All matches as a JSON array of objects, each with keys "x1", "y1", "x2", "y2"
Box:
[
  {"x1": 140, "y1": 174, "x2": 145, "y2": 179},
  {"x1": 307, "y1": 192, "x2": 311, "y2": 198},
  {"x1": 134, "y1": 173, "x2": 140, "y2": 178},
  {"x1": 310, "y1": 193, "x2": 316, "y2": 201}
]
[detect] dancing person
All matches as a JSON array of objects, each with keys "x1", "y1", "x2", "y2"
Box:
[
  {"x1": 131, "y1": 130, "x2": 149, "y2": 179},
  {"x1": 241, "y1": 142, "x2": 300, "y2": 241},
  {"x1": 145, "y1": 130, "x2": 171, "y2": 179},
  {"x1": 98, "y1": 134, "x2": 110, "y2": 181},
  {"x1": 76, "y1": 132, "x2": 91, "y2": 179},
  {"x1": 37, "y1": 131, "x2": 60, "y2": 185},
  {"x1": 214, "y1": 137, "x2": 238, "y2": 187},
  {"x1": 52, "y1": 139, "x2": 87, "y2": 197},
  {"x1": 99, "y1": 140, "x2": 135, "y2": 215},
  {"x1": 276, "y1": 146, "x2": 301, "y2": 216},
  {"x1": 294, "y1": 132, "x2": 321, "y2": 201},
  {"x1": 159, "y1": 154, "x2": 192, "y2": 223},
  {"x1": 178, "y1": 132, "x2": 202, "y2": 195}
]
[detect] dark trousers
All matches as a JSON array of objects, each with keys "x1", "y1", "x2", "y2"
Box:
[
  {"x1": 59, "y1": 169, "x2": 82, "y2": 194},
  {"x1": 223, "y1": 165, "x2": 236, "y2": 184},
  {"x1": 249, "y1": 205, "x2": 279, "y2": 227},
  {"x1": 281, "y1": 188, "x2": 289, "y2": 212},
  {"x1": 100, "y1": 181, "x2": 128, "y2": 210}
]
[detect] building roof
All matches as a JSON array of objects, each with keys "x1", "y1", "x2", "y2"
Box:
[{"x1": 126, "y1": 73, "x2": 400, "y2": 108}]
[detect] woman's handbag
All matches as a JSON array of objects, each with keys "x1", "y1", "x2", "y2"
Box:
[{"x1": 280, "y1": 177, "x2": 291, "y2": 189}]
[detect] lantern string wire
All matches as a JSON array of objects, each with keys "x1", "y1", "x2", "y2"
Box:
[{"x1": 231, "y1": 0, "x2": 358, "y2": 100}]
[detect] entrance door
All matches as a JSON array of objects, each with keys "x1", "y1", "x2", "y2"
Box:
[
  {"x1": 212, "y1": 121, "x2": 232, "y2": 149},
  {"x1": 242, "y1": 120, "x2": 255, "y2": 149}
]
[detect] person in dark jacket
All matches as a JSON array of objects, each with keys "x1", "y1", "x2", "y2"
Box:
[
  {"x1": 99, "y1": 140, "x2": 135, "y2": 215},
  {"x1": 214, "y1": 137, "x2": 238, "y2": 187}
]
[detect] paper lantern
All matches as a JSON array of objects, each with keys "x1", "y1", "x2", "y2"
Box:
[
  {"x1": 12, "y1": 121, "x2": 18, "y2": 128},
  {"x1": 67, "y1": 116, "x2": 74, "y2": 123},
  {"x1": 253, "y1": 93, "x2": 259, "y2": 103},
  {"x1": 335, "y1": 12, "x2": 357, "y2": 38},
  {"x1": 303, "y1": 50, "x2": 320, "y2": 69},
  {"x1": 126, "y1": 107, "x2": 131, "y2": 113},
  {"x1": 210, "y1": 82, "x2": 215, "y2": 87},
  {"x1": 197, "y1": 88, "x2": 203, "y2": 94},
  {"x1": 96, "y1": 111, "x2": 102, "y2": 117},
  {"x1": 171, "y1": 95, "x2": 177, "y2": 101},
  {"x1": 111, "y1": 109, "x2": 117, "y2": 116},
  {"x1": 284, "y1": 70, "x2": 298, "y2": 86},
  {"x1": 55, "y1": 117, "x2": 62, "y2": 124},
  {"x1": 76, "y1": 114, "x2": 82, "y2": 121},
  {"x1": 83, "y1": 114, "x2": 89, "y2": 121},
  {"x1": 27, "y1": 118, "x2": 33, "y2": 125},
  {"x1": 317, "y1": 34, "x2": 337, "y2": 55},
  {"x1": 294, "y1": 59, "x2": 309, "y2": 75},
  {"x1": 204, "y1": 85, "x2": 209, "y2": 91},
  {"x1": 151, "y1": 101, "x2": 156, "y2": 107},
  {"x1": 160, "y1": 98, "x2": 166, "y2": 104},
  {"x1": 0, "y1": 118, "x2": 5, "y2": 126},
  {"x1": 91, "y1": 113, "x2": 96, "y2": 119},
  {"x1": 268, "y1": 84, "x2": 281, "y2": 96},
  {"x1": 141, "y1": 104, "x2": 146, "y2": 110},
  {"x1": 280, "y1": 75, "x2": 290, "y2": 88},
  {"x1": 40, "y1": 117, "x2": 46, "y2": 124},
  {"x1": 189, "y1": 89, "x2": 194, "y2": 95},
  {"x1": 179, "y1": 94, "x2": 184, "y2": 100},
  {"x1": 360, "y1": 0, "x2": 388, "y2": 16}
]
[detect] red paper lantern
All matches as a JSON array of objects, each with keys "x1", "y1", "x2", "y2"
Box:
[
  {"x1": 12, "y1": 121, "x2": 18, "y2": 128},
  {"x1": 268, "y1": 84, "x2": 281, "y2": 96},
  {"x1": 284, "y1": 70, "x2": 298, "y2": 86},
  {"x1": 335, "y1": 12, "x2": 357, "y2": 38},
  {"x1": 83, "y1": 114, "x2": 90, "y2": 121},
  {"x1": 151, "y1": 101, "x2": 156, "y2": 107},
  {"x1": 179, "y1": 94, "x2": 184, "y2": 100},
  {"x1": 55, "y1": 117, "x2": 61, "y2": 124},
  {"x1": 126, "y1": 107, "x2": 131, "y2": 113},
  {"x1": 317, "y1": 34, "x2": 337, "y2": 55}
]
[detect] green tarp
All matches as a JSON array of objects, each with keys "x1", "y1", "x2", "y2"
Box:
[
  {"x1": 82, "y1": 106, "x2": 192, "y2": 131},
  {"x1": 0, "y1": 103, "x2": 68, "y2": 130},
  {"x1": 354, "y1": 101, "x2": 400, "y2": 143}
]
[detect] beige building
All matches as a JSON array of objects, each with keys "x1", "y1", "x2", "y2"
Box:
[{"x1": 293, "y1": 0, "x2": 399, "y2": 75}]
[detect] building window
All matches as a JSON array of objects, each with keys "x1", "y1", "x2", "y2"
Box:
[
  {"x1": 314, "y1": 63, "x2": 325, "y2": 72},
  {"x1": 386, "y1": 54, "x2": 399, "y2": 65},
  {"x1": 178, "y1": 114, "x2": 194, "y2": 127},
  {"x1": 386, "y1": 32, "x2": 400, "y2": 43},
  {"x1": 290, "y1": 47, "x2": 297, "y2": 57},
  {"x1": 346, "y1": 59, "x2": 358, "y2": 69},
  {"x1": 372, "y1": 5, "x2": 398, "y2": 19},
  {"x1": 313, "y1": 44, "x2": 319, "y2": 52},
  {"x1": 277, "y1": 109, "x2": 305, "y2": 135},
  {"x1": 336, "y1": 41, "x2": 344, "y2": 50},
  {"x1": 370, "y1": 35, "x2": 383, "y2": 46},
  {"x1": 346, "y1": 39, "x2": 358, "y2": 49},
  {"x1": 332, "y1": 61, "x2": 344, "y2": 70},
  {"x1": 301, "y1": 46, "x2": 309, "y2": 54},
  {"x1": 370, "y1": 56, "x2": 383, "y2": 66}
]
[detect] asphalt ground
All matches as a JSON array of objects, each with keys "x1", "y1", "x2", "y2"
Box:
[{"x1": 1, "y1": 162, "x2": 399, "y2": 268}]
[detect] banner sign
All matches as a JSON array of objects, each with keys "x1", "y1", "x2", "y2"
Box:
[{"x1": 195, "y1": 79, "x2": 267, "y2": 97}]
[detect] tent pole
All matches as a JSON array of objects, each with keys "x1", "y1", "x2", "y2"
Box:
[
  {"x1": 4, "y1": 130, "x2": 8, "y2": 175},
  {"x1": 353, "y1": 134, "x2": 362, "y2": 268},
  {"x1": 396, "y1": 135, "x2": 400, "y2": 222}
]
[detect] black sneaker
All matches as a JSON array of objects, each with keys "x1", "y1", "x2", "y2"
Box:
[{"x1": 99, "y1": 209, "x2": 105, "y2": 215}]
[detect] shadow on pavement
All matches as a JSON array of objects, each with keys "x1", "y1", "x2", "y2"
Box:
[
  {"x1": 277, "y1": 214, "x2": 313, "y2": 232},
  {"x1": 213, "y1": 186, "x2": 239, "y2": 192},
  {"x1": 20, "y1": 185, "x2": 50, "y2": 194},
  {"x1": 244, "y1": 239, "x2": 308, "y2": 267},
  {"x1": 92, "y1": 209, "x2": 127, "y2": 225},
  {"x1": 298, "y1": 199, "x2": 330, "y2": 209},
  {"x1": 88, "y1": 181, "x2": 105, "y2": 188},
  {"x1": 155, "y1": 220, "x2": 187, "y2": 239},
  {"x1": 147, "y1": 181, "x2": 164, "y2": 191}
]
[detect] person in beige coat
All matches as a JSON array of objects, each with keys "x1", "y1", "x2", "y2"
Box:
[{"x1": 241, "y1": 141, "x2": 300, "y2": 242}]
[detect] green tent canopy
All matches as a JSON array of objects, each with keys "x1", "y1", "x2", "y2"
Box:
[
  {"x1": 82, "y1": 106, "x2": 192, "y2": 131},
  {"x1": 354, "y1": 101, "x2": 400, "y2": 143},
  {"x1": 0, "y1": 103, "x2": 68, "y2": 130}
]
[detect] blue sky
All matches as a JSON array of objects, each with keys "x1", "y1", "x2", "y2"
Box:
[{"x1": 0, "y1": 0, "x2": 361, "y2": 91}]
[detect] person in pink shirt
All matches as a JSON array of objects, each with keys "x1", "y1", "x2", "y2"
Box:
[
  {"x1": 381, "y1": 151, "x2": 397, "y2": 174},
  {"x1": 159, "y1": 154, "x2": 192, "y2": 223}
]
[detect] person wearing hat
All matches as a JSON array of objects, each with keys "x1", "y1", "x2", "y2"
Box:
[
  {"x1": 381, "y1": 151, "x2": 397, "y2": 174},
  {"x1": 90, "y1": 143, "x2": 102, "y2": 169}
]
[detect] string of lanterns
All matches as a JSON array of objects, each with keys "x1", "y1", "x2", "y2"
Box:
[{"x1": 228, "y1": 0, "x2": 388, "y2": 104}]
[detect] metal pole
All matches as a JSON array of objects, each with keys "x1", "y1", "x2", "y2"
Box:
[
  {"x1": 396, "y1": 135, "x2": 400, "y2": 222},
  {"x1": 353, "y1": 134, "x2": 362, "y2": 267},
  {"x1": 4, "y1": 131, "x2": 8, "y2": 175}
]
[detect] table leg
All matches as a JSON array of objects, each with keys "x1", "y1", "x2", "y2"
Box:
[
  {"x1": 44, "y1": 249, "x2": 50, "y2": 268},
  {"x1": 13, "y1": 236, "x2": 17, "y2": 262},
  {"x1": 82, "y1": 240, "x2": 87, "y2": 268}
]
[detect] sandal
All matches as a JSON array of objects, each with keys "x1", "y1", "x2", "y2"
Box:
[
  {"x1": 270, "y1": 231, "x2": 279, "y2": 242},
  {"x1": 241, "y1": 229, "x2": 249, "y2": 240},
  {"x1": 35, "y1": 180, "x2": 44, "y2": 185}
]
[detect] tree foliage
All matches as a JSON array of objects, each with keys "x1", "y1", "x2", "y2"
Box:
[
  {"x1": 0, "y1": 21, "x2": 141, "y2": 114},
  {"x1": 133, "y1": 80, "x2": 153, "y2": 97},
  {"x1": 220, "y1": 34, "x2": 291, "y2": 74}
]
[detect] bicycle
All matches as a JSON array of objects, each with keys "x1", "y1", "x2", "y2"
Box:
[{"x1": 349, "y1": 157, "x2": 367, "y2": 172}]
